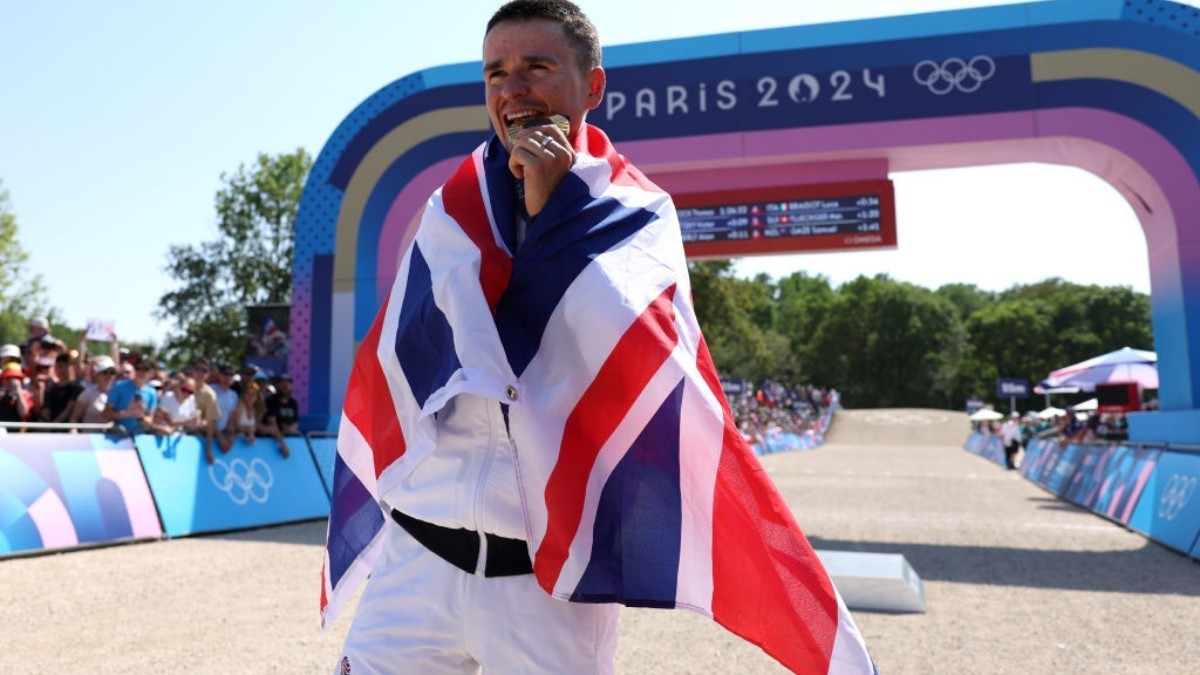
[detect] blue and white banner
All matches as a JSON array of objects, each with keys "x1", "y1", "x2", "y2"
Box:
[
  {"x1": 1129, "y1": 451, "x2": 1200, "y2": 555},
  {"x1": 0, "y1": 434, "x2": 162, "y2": 557},
  {"x1": 1042, "y1": 444, "x2": 1088, "y2": 496},
  {"x1": 135, "y1": 435, "x2": 329, "y2": 537}
]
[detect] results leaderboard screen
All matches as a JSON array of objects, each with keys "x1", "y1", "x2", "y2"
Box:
[{"x1": 677, "y1": 179, "x2": 897, "y2": 258}]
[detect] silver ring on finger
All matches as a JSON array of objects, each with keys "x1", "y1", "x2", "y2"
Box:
[{"x1": 537, "y1": 135, "x2": 553, "y2": 150}]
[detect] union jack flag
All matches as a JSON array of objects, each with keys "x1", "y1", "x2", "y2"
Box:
[{"x1": 320, "y1": 125, "x2": 875, "y2": 674}]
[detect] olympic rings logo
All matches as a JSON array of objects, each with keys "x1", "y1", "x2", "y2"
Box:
[
  {"x1": 913, "y1": 56, "x2": 996, "y2": 95},
  {"x1": 1157, "y1": 473, "x2": 1197, "y2": 521},
  {"x1": 209, "y1": 457, "x2": 274, "y2": 505}
]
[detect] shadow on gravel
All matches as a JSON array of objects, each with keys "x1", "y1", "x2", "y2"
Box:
[{"x1": 807, "y1": 536, "x2": 1200, "y2": 596}]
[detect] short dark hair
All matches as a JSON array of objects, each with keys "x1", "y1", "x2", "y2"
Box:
[{"x1": 486, "y1": 0, "x2": 601, "y2": 71}]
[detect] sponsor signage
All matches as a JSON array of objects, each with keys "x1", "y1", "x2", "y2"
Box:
[
  {"x1": 0, "y1": 435, "x2": 162, "y2": 557},
  {"x1": 597, "y1": 47, "x2": 1029, "y2": 142},
  {"x1": 996, "y1": 378, "x2": 1030, "y2": 399},
  {"x1": 1129, "y1": 451, "x2": 1200, "y2": 554},
  {"x1": 719, "y1": 377, "x2": 747, "y2": 396},
  {"x1": 135, "y1": 435, "x2": 329, "y2": 537},
  {"x1": 966, "y1": 396, "x2": 986, "y2": 414},
  {"x1": 678, "y1": 180, "x2": 896, "y2": 257}
]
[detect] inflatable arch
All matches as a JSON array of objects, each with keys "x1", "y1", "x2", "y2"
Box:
[{"x1": 291, "y1": 0, "x2": 1200, "y2": 444}]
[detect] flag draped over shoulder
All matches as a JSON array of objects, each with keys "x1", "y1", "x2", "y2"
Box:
[{"x1": 320, "y1": 124, "x2": 875, "y2": 674}]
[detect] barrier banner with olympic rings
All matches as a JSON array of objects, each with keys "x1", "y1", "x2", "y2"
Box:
[
  {"x1": 1128, "y1": 450, "x2": 1200, "y2": 555},
  {"x1": 134, "y1": 434, "x2": 330, "y2": 537},
  {"x1": 0, "y1": 434, "x2": 161, "y2": 557}
]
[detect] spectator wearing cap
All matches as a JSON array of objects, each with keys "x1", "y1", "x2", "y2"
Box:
[
  {"x1": 0, "y1": 344, "x2": 21, "y2": 368},
  {"x1": 187, "y1": 359, "x2": 221, "y2": 463},
  {"x1": 20, "y1": 316, "x2": 53, "y2": 357},
  {"x1": 103, "y1": 359, "x2": 159, "y2": 435},
  {"x1": 68, "y1": 356, "x2": 119, "y2": 426},
  {"x1": 233, "y1": 363, "x2": 260, "y2": 396},
  {"x1": 264, "y1": 373, "x2": 299, "y2": 436},
  {"x1": 40, "y1": 352, "x2": 84, "y2": 425},
  {"x1": 0, "y1": 363, "x2": 33, "y2": 426},
  {"x1": 999, "y1": 411, "x2": 1022, "y2": 470}
]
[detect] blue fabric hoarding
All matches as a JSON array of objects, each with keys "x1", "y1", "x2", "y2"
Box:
[
  {"x1": 134, "y1": 434, "x2": 330, "y2": 537},
  {"x1": 1019, "y1": 438, "x2": 1052, "y2": 477},
  {"x1": 965, "y1": 433, "x2": 1005, "y2": 467},
  {"x1": 0, "y1": 434, "x2": 162, "y2": 557},
  {"x1": 1128, "y1": 451, "x2": 1200, "y2": 555},
  {"x1": 1042, "y1": 444, "x2": 1088, "y2": 496},
  {"x1": 1060, "y1": 445, "x2": 1118, "y2": 508}
]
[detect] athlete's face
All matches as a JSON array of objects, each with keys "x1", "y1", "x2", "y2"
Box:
[{"x1": 482, "y1": 18, "x2": 604, "y2": 151}]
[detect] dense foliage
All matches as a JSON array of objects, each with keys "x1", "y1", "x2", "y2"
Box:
[
  {"x1": 156, "y1": 149, "x2": 312, "y2": 365},
  {"x1": 0, "y1": 180, "x2": 52, "y2": 345},
  {"x1": 688, "y1": 261, "x2": 1153, "y2": 410}
]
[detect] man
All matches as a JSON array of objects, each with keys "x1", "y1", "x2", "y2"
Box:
[
  {"x1": 210, "y1": 364, "x2": 240, "y2": 455},
  {"x1": 189, "y1": 359, "x2": 223, "y2": 463},
  {"x1": 263, "y1": 373, "x2": 299, "y2": 436},
  {"x1": 40, "y1": 352, "x2": 84, "y2": 424},
  {"x1": 1000, "y1": 411, "x2": 1022, "y2": 469},
  {"x1": 104, "y1": 358, "x2": 159, "y2": 435},
  {"x1": 20, "y1": 316, "x2": 53, "y2": 357},
  {"x1": 327, "y1": 2, "x2": 872, "y2": 673}
]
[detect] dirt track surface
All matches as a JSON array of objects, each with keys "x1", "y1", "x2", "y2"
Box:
[{"x1": 3, "y1": 408, "x2": 1199, "y2": 673}]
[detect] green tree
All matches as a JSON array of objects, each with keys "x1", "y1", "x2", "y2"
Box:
[
  {"x1": 0, "y1": 181, "x2": 51, "y2": 345},
  {"x1": 775, "y1": 271, "x2": 834, "y2": 379},
  {"x1": 806, "y1": 275, "x2": 965, "y2": 408},
  {"x1": 688, "y1": 260, "x2": 777, "y2": 381},
  {"x1": 156, "y1": 150, "x2": 312, "y2": 365}
]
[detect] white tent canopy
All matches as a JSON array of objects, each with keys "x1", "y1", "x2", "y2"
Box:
[
  {"x1": 1037, "y1": 406, "x2": 1067, "y2": 419},
  {"x1": 969, "y1": 409, "x2": 1004, "y2": 422}
]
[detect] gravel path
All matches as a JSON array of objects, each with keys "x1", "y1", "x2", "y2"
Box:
[{"x1": 2, "y1": 408, "x2": 1197, "y2": 673}]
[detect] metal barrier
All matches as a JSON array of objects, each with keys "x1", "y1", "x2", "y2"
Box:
[
  {"x1": 0, "y1": 421, "x2": 125, "y2": 434},
  {"x1": 303, "y1": 430, "x2": 338, "y2": 499}
]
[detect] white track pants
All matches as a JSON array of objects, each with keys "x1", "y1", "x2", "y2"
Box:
[{"x1": 337, "y1": 520, "x2": 619, "y2": 674}]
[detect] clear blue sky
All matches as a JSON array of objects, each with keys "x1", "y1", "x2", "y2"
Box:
[{"x1": 3, "y1": 0, "x2": 1185, "y2": 344}]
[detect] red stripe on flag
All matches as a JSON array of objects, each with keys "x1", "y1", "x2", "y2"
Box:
[
  {"x1": 342, "y1": 299, "x2": 406, "y2": 478},
  {"x1": 535, "y1": 284, "x2": 679, "y2": 592},
  {"x1": 320, "y1": 562, "x2": 329, "y2": 614},
  {"x1": 694, "y1": 337, "x2": 839, "y2": 674},
  {"x1": 442, "y1": 153, "x2": 511, "y2": 312}
]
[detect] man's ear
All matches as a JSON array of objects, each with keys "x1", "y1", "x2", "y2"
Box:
[{"x1": 585, "y1": 66, "x2": 606, "y2": 110}]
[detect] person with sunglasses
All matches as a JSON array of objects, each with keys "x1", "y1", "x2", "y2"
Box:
[
  {"x1": 68, "y1": 356, "x2": 119, "y2": 427},
  {"x1": 155, "y1": 375, "x2": 203, "y2": 433},
  {"x1": 103, "y1": 358, "x2": 159, "y2": 435}
]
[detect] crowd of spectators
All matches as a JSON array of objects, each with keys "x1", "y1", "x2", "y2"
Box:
[
  {"x1": 722, "y1": 378, "x2": 838, "y2": 448},
  {"x1": 972, "y1": 408, "x2": 1132, "y2": 448},
  {"x1": 4, "y1": 317, "x2": 838, "y2": 461},
  {"x1": 0, "y1": 316, "x2": 298, "y2": 465}
]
